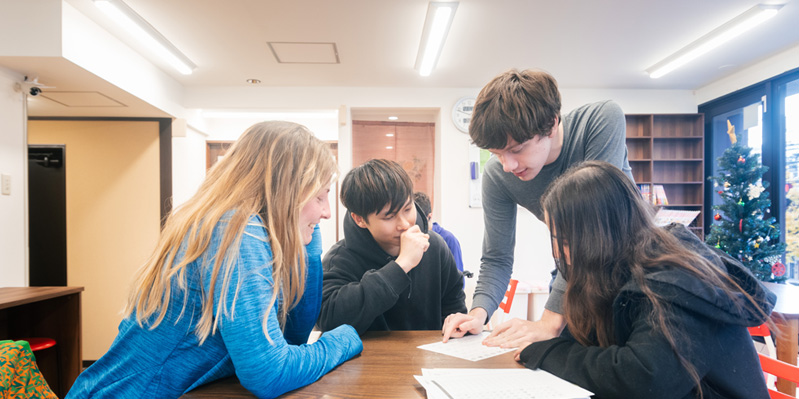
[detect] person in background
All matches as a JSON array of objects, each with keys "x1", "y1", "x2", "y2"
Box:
[
  {"x1": 517, "y1": 161, "x2": 774, "y2": 399},
  {"x1": 67, "y1": 121, "x2": 362, "y2": 399},
  {"x1": 318, "y1": 159, "x2": 466, "y2": 334},
  {"x1": 413, "y1": 191, "x2": 464, "y2": 274},
  {"x1": 442, "y1": 68, "x2": 633, "y2": 347}
]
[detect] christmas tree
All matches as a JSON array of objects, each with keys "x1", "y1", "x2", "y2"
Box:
[{"x1": 706, "y1": 120, "x2": 787, "y2": 282}]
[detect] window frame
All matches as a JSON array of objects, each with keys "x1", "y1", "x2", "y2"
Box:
[{"x1": 699, "y1": 66, "x2": 799, "y2": 271}]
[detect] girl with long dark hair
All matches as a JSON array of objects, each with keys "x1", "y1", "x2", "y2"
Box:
[{"x1": 518, "y1": 161, "x2": 775, "y2": 399}]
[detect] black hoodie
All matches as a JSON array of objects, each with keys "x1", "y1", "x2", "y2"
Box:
[
  {"x1": 519, "y1": 223, "x2": 776, "y2": 399},
  {"x1": 318, "y1": 203, "x2": 466, "y2": 334}
]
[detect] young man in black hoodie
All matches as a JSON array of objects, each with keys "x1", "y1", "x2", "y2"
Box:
[{"x1": 318, "y1": 159, "x2": 467, "y2": 334}]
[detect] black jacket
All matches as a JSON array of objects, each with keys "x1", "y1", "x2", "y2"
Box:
[
  {"x1": 318, "y1": 204, "x2": 466, "y2": 334},
  {"x1": 520, "y1": 224, "x2": 776, "y2": 399}
]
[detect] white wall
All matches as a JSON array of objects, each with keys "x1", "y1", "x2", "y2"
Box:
[
  {"x1": 695, "y1": 44, "x2": 799, "y2": 105},
  {"x1": 0, "y1": 67, "x2": 28, "y2": 287},
  {"x1": 171, "y1": 124, "x2": 208, "y2": 208}
]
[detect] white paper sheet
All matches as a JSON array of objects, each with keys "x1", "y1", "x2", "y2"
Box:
[
  {"x1": 417, "y1": 332, "x2": 515, "y2": 361},
  {"x1": 416, "y1": 368, "x2": 593, "y2": 399}
]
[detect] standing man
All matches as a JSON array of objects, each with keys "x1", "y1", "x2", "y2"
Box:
[{"x1": 442, "y1": 69, "x2": 633, "y2": 346}]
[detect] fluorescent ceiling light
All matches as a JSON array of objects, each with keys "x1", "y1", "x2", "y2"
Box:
[
  {"x1": 415, "y1": 2, "x2": 458, "y2": 77},
  {"x1": 93, "y1": 0, "x2": 197, "y2": 75},
  {"x1": 647, "y1": 4, "x2": 782, "y2": 79}
]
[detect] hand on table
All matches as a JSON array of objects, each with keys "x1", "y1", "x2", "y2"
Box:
[
  {"x1": 482, "y1": 318, "x2": 560, "y2": 348},
  {"x1": 483, "y1": 309, "x2": 565, "y2": 360},
  {"x1": 441, "y1": 308, "x2": 487, "y2": 342}
]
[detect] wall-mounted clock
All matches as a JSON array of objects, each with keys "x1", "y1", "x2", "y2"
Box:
[{"x1": 452, "y1": 96, "x2": 476, "y2": 134}]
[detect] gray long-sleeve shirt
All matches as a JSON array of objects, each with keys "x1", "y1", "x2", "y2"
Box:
[{"x1": 473, "y1": 100, "x2": 634, "y2": 318}]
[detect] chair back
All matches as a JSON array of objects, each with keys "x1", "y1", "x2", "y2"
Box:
[
  {"x1": 749, "y1": 323, "x2": 777, "y2": 389},
  {"x1": 498, "y1": 279, "x2": 519, "y2": 314},
  {"x1": 758, "y1": 353, "x2": 799, "y2": 399}
]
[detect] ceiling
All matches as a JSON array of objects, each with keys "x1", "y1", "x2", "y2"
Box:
[{"x1": 5, "y1": 0, "x2": 799, "y2": 118}]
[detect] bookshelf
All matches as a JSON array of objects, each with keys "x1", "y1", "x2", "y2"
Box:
[{"x1": 626, "y1": 114, "x2": 705, "y2": 238}]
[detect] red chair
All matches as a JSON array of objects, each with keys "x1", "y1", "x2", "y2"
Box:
[
  {"x1": 21, "y1": 337, "x2": 59, "y2": 393},
  {"x1": 750, "y1": 324, "x2": 777, "y2": 357},
  {"x1": 489, "y1": 279, "x2": 519, "y2": 328},
  {"x1": 759, "y1": 353, "x2": 799, "y2": 399},
  {"x1": 750, "y1": 324, "x2": 777, "y2": 389},
  {"x1": 24, "y1": 338, "x2": 56, "y2": 352},
  {"x1": 498, "y1": 279, "x2": 519, "y2": 314}
]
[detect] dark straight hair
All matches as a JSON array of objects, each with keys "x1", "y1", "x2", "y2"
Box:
[
  {"x1": 340, "y1": 159, "x2": 413, "y2": 218},
  {"x1": 413, "y1": 191, "x2": 432, "y2": 217}
]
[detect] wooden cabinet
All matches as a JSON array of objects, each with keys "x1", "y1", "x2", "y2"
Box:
[{"x1": 626, "y1": 114, "x2": 705, "y2": 238}]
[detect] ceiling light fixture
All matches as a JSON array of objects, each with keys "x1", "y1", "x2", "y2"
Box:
[
  {"x1": 414, "y1": 2, "x2": 458, "y2": 77},
  {"x1": 93, "y1": 0, "x2": 197, "y2": 75},
  {"x1": 646, "y1": 4, "x2": 782, "y2": 79},
  {"x1": 388, "y1": 116, "x2": 399, "y2": 120}
]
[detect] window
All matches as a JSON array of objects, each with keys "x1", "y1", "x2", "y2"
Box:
[{"x1": 700, "y1": 67, "x2": 799, "y2": 280}]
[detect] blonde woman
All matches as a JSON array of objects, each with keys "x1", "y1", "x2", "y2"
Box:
[{"x1": 67, "y1": 121, "x2": 362, "y2": 399}]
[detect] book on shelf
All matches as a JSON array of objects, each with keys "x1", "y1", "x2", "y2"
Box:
[
  {"x1": 653, "y1": 184, "x2": 669, "y2": 205},
  {"x1": 637, "y1": 184, "x2": 651, "y2": 203}
]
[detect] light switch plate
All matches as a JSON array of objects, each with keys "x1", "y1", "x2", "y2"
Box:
[{"x1": 1, "y1": 174, "x2": 10, "y2": 195}]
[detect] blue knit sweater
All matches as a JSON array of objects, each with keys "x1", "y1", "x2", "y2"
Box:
[{"x1": 66, "y1": 215, "x2": 362, "y2": 399}]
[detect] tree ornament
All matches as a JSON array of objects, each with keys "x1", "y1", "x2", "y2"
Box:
[
  {"x1": 739, "y1": 219, "x2": 743, "y2": 232},
  {"x1": 747, "y1": 183, "x2": 765, "y2": 200},
  {"x1": 772, "y1": 262, "x2": 786, "y2": 277},
  {"x1": 726, "y1": 120, "x2": 737, "y2": 145},
  {"x1": 738, "y1": 155, "x2": 746, "y2": 164},
  {"x1": 724, "y1": 182, "x2": 730, "y2": 189},
  {"x1": 714, "y1": 213, "x2": 721, "y2": 221},
  {"x1": 738, "y1": 199, "x2": 745, "y2": 206},
  {"x1": 764, "y1": 255, "x2": 781, "y2": 265}
]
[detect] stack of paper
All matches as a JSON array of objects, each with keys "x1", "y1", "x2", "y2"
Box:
[
  {"x1": 415, "y1": 368, "x2": 593, "y2": 399},
  {"x1": 417, "y1": 332, "x2": 515, "y2": 361}
]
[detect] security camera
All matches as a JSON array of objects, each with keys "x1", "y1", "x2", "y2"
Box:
[{"x1": 29, "y1": 86, "x2": 42, "y2": 96}]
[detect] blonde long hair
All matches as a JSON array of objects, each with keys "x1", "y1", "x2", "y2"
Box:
[{"x1": 124, "y1": 121, "x2": 336, "y2": 343}]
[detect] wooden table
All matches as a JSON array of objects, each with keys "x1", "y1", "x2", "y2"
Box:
[
  {"x1": 181, "y1": 330, "x2": 525, "y2": 398},
  {"x1": 763, "y1": 282, "x2": 799, "y2": 396},
  {"x1": 0, "y1": 286, "x2": 83, "y2": 397}
]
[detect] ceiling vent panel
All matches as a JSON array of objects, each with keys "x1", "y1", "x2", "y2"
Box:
[
  {"x1": 268, "y1": 42, "x2": 340, "y2": 64},
  {"x1": 40, "y1": 92, "x2": 126, "y2": 107}
]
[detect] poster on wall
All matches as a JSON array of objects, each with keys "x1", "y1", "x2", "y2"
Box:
[{"x1": 468, "y1": 144, "x2": 492, "y2": 208}]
